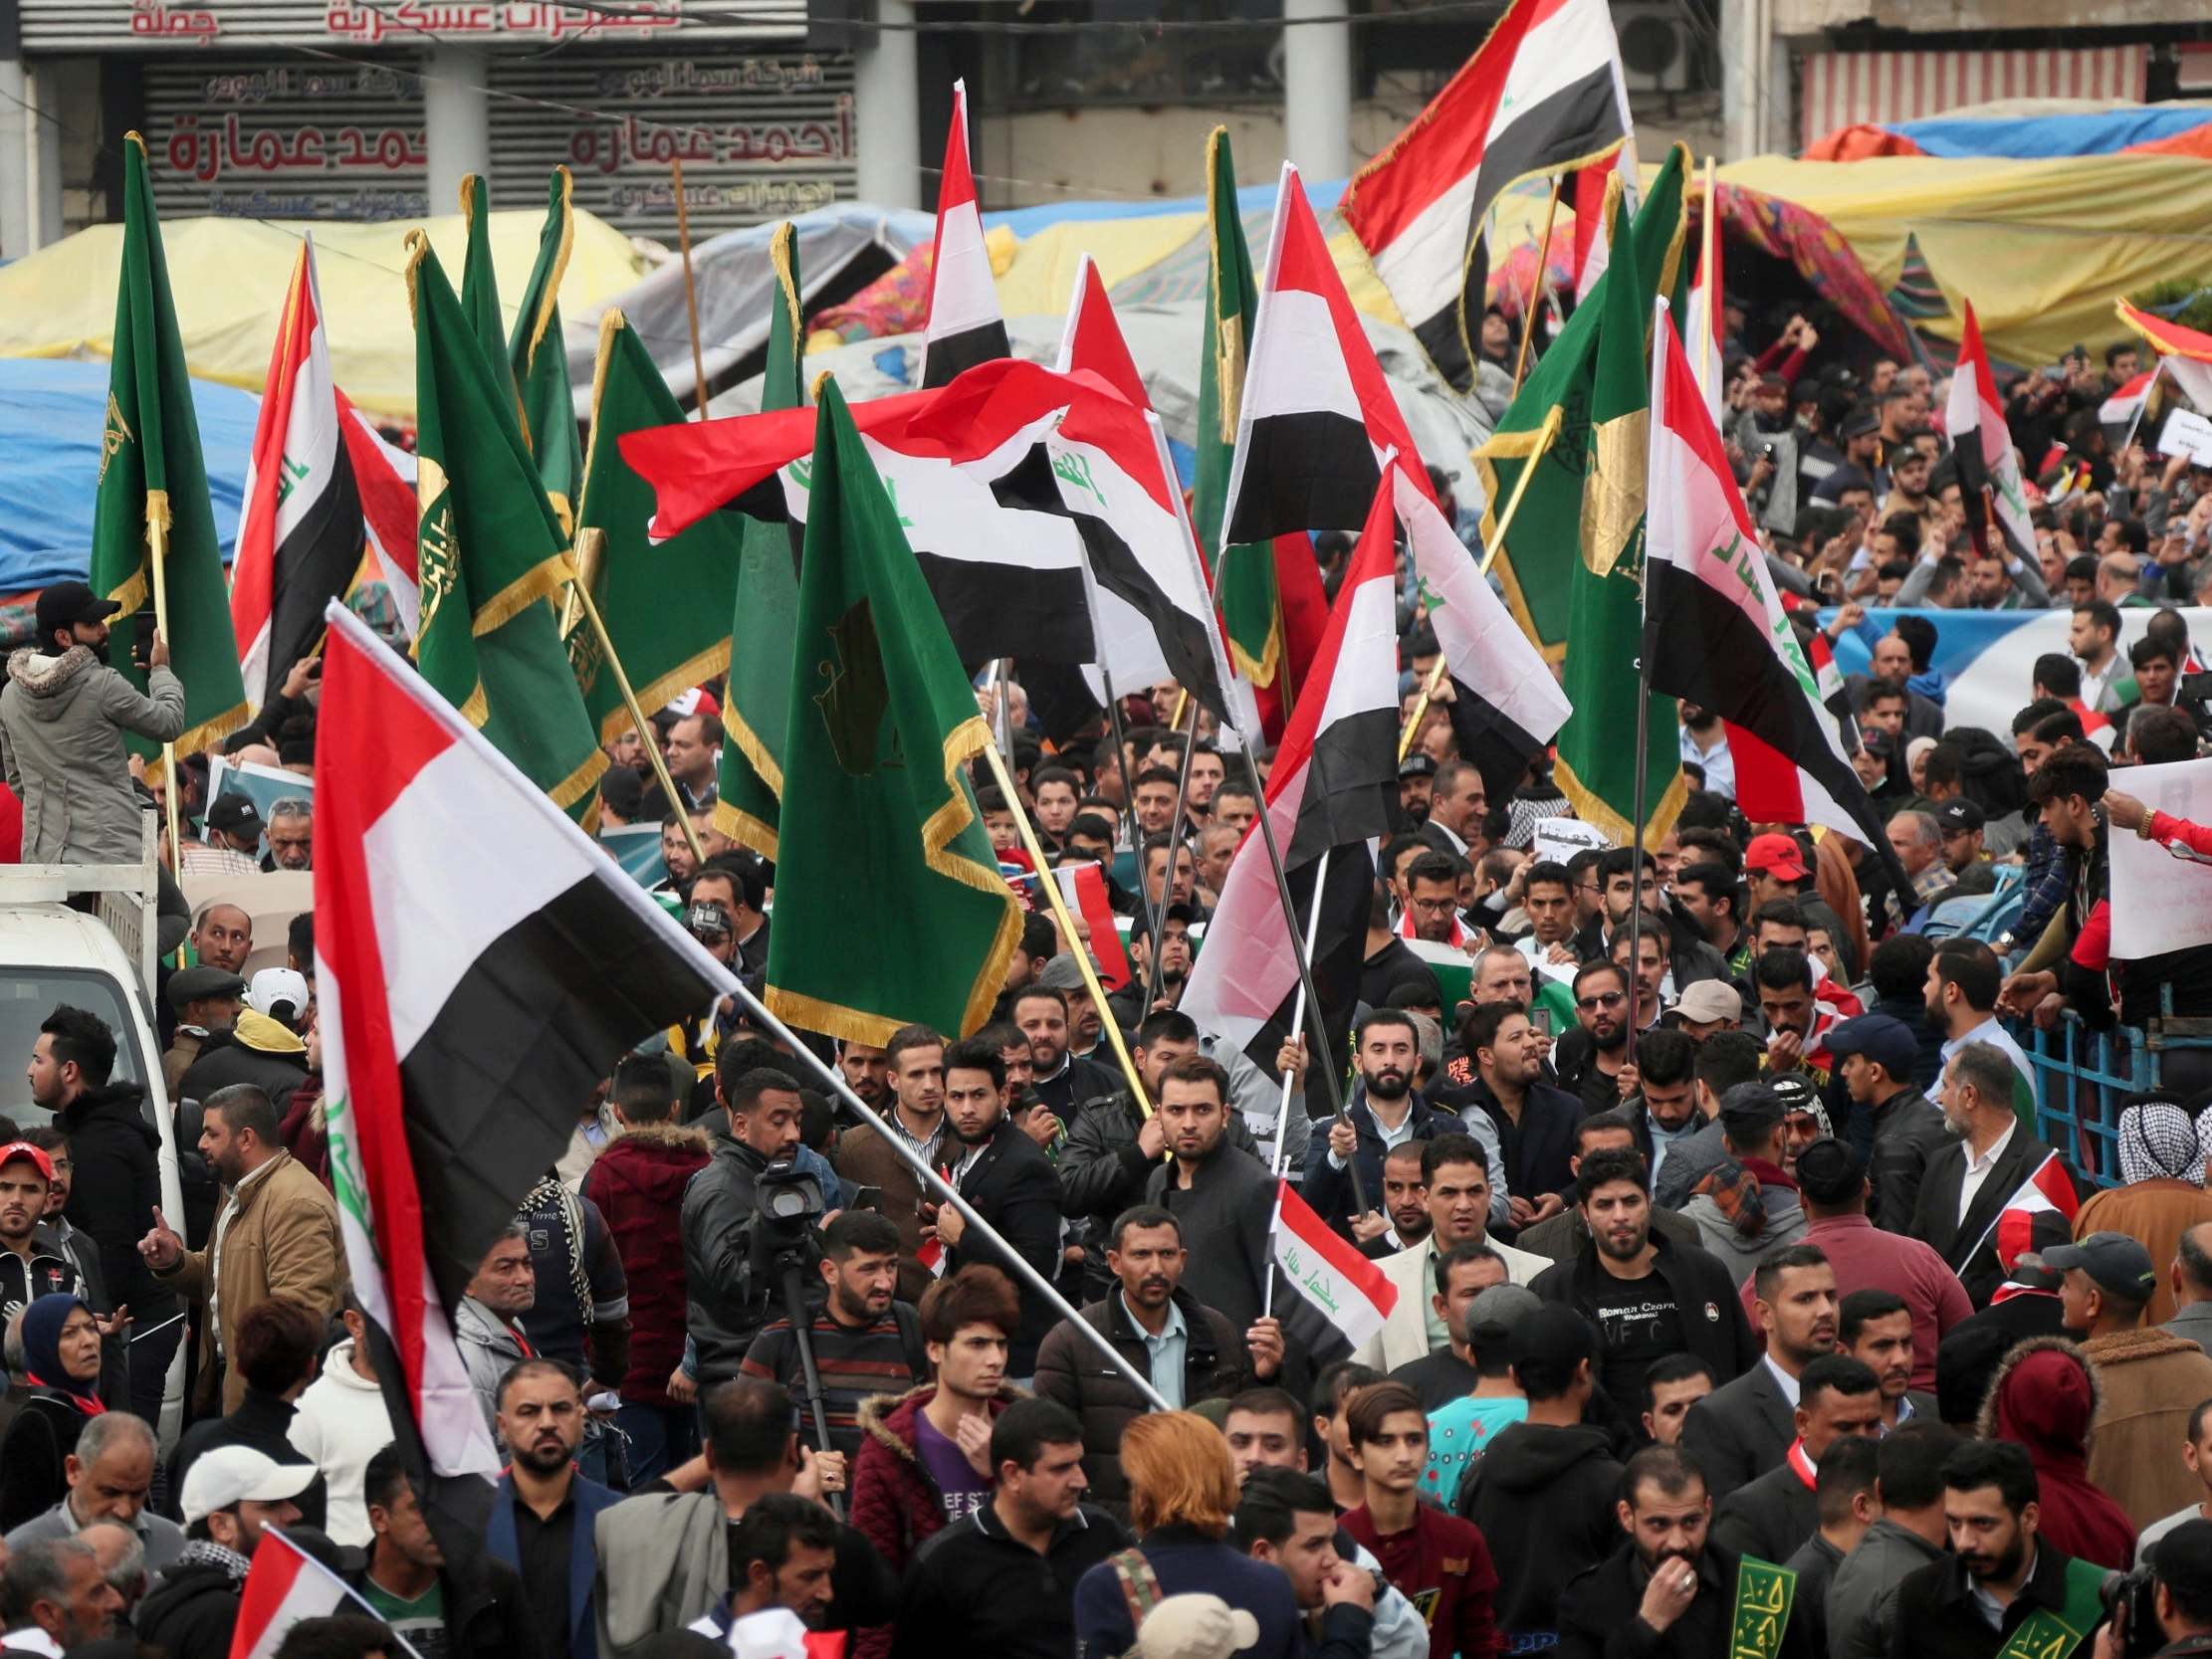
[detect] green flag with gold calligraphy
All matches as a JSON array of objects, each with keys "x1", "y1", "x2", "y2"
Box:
[
  {"x1": 764, "y1": 378, "x2": 1018, "y2": 1044},
  {"x1": 509, "y1": 166, "x2": 584, "y2": 536}
]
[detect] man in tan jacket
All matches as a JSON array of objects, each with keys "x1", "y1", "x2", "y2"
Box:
[
  {"x1": 138, "y1": 1083, "x2": 346, "y2": 1414},
  {"x1": 2053, "y1": 1230, "x2": 2212, "y2": 1531}
]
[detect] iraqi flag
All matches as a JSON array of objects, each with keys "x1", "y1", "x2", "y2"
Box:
[
  {"x1": 1054, "y1": 255, "x2": 1233, "y2": 719},
  {"x1": 1392, "y1": 463, "x2": 1570, "y2": 805},
  {"x1": 1643, "y1": 301, "x2": 1899, "y2": 861},
  {"x1": 230, "y1": 1527, "x2": 381, "y2": 1659},
  {"x1": 1341, "y1": 0, "x2": 1631, "y2": 391},
  {"x1": 1947, "y1": 302, "x2": 2036, "y2": 563},
  {"x1": 313, "y1": 599, "x2": 727, "y2": 1480},
  {"x1": 2116, "y1": 300, "x2": 2212, "y2": 414},
  {"x1": 1270, "y1": 1180, "x2": 1397, "y2": 1351},
  {"x1": 1180, "y1": 473, "x2": 1400, "y2": 1074},
  {"x1": 1685, "y1": 185, "x2": 1725, "y2": 425},
  {"x1": 337, "y1": 388, "x2": 421, "y2": 638},
  {"x1": 1220, "y1": 163, "x2": 1435, "y2": 550},
  {"x1": 1569, "y1": 140, "x2": 1639, "y2": 300},
  {"x1": 922, "y1": 81, "x2": 1009, "y2": 389},
  {"x1": 1051, "y1": 862, "x2": 1132, "y2": 991},
  {"x1": 1972, "y1": 1151, "x2": 2081, "y2": 1274},
  {"x1": 232, "y1": 236, "x2": 364, "y2": 716}
]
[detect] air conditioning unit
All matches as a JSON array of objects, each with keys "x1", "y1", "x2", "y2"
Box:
[{"x1": 1616, "y1": 0, "x2": 1693, "y2": 94}]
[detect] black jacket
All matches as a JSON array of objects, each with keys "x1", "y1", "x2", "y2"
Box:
[
  {"x1": 1435, "y1": 1074, "x2": 1582, "y2": 1202},
  {"x1": 1678, "y1": 1356, "x2": 1796, "y2": 1503},
  {"x1": 342, "y1": 1556, "x2": 551, "y2": 1659},
  {"x1": 137, "y1": 1555, "x2": 244, "y2": 1659},
  {"x1": 1887, "y1": 1544, "x2": 2102, "y2": 1659},
  {"x1": 1300, "y1": 1090, "x2": 1461, "y2": 1238},
  {"x1": 1553, "y1": 1028, "x2": 1633, "y2": 1120},
  {"x1": 941, "y1": 1116, "x2": 1064, "y2": 1373},
  {"x1": 1712, "y1": 1455, "x2": 1817, "y2": 1564},
  {"x1": 173, "y1": 1031, "x2": 311, "y2": 1119},
  {"x1": 1907, "y1": 1126, "x2": 2070, "y2": 1305},
  {"x1": 1556, "y1": 1542, "x2": 1734, "y2": 1659},
  {"x1": 680, "y1": 1133, "x2": 778, "y2": 1381},
  {"x1": 168, "y1": 1386, "x2": 327, "y2": 1532},
  {"x1": 1058, "y1": 1091, "x2": 1260, "y2": 1301},
  {"x1": 1032, "y1": 1287, "x2": 1251, "y2": 1511},
  {"x1": 1144, "y1": 1143, "x2": 1274, "y2": 1332},
  {"x1": 0, "y1": 1392, "x2": 88, "y2": 1534},
  {"x1": 1465, "y1": 1421, "x2": 1624, "y2": 1642},
  {"x1": 1530, "y1": 1232, "x2": 1760, "y2": 1402},
  {"x1": 892, "y1": 1500, "x2": 1133, "y2": 1659},
  {"x1": 1031, "y1": 1053, "x2": 1121, "y2": 1124},
  {"x1": 59, "y1": 1081, "x2": 179, "y2": 1321},
  {"x1": 1864, "y1": 1088, "x2": 1947, "y2": 1234}
]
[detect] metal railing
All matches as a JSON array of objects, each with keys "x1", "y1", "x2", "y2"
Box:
[{"x1": 2026, "y1": 993, "x2": 2212, "y2": 1191}]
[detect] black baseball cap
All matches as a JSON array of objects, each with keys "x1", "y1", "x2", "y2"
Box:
[
  {"x1": 2044, "y1": 1231, "x2": 2156, "y2": 1304},
  {"x1": 1398, "y1": 753, "x2": 1439, "y2": 780},
  {"x1": 1507, "y1": 1304, "x2": 1595, "y2": 1381},
  {"x1": 1828, "y1": 1013, "x2": 1918, "y2": 1081},
  {"x1": 206, "y1": 794, "x2": 266, "y2": 839},
  {"x1": 1794, "y1": 1138, "x2": 1865, "y2": 1206},
  {"x1": 1936, "y1": 799, "x2": 1985, "y2": 835},
  {"x1": 36, "y1": 581, "x2": 120, "y2": 642}
]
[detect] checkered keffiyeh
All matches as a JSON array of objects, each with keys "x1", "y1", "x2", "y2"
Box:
[{"x1": 2120, "y1": 1102, "x2": 2200, "y2": 1184}]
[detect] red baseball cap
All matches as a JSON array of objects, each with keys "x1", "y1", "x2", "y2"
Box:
[
  {"x1": 0, "y1": 1141, "x2": 55, "y2": 1182},
  {"x1": 1743, "y1": 833, "x2": 1809, "y2": 883}
]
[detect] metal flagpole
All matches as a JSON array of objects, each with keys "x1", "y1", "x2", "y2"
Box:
[
  {"x1": 1270, "y1": 846, "x2": 1330, "y2": 1178},
  {"x1": 721, "y1": 971, "x2": 1171, "y2": 1410},
  {"x1": 1096, "y1": 663, "x2": 1160, "y2": 948},
  {"x1": 144, "y1": 510, "x2": 184, "y2": 872},
  {"x1": 1508, "y1": 174, "x2": 1564, "y2": 400},
  {"x1": 1397, "y1": 405, "x2": 1564, "y2": 762},
  {"x1": 564, "y1": 561, "x2": 706, "y2": 868},
  {"x1": 1140, "y1": 705, "x2": 1200, "y2": 1014},
  {"x1": 1625, "y1": 302, "x2": 1667, "y2": 1068}
]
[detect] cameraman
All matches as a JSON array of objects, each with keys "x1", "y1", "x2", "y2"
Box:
[
  {"x1": 2099, "y1": 1519, "x2": 2212, "y2": 1659},
  {"x1": 668, "y1": 857, "x2": 770, "y2": 1114},
  {"x1": 741, "y1": 1210, "x2": 928, "y2": 1460},
  {"x1": 683, "y1": 1058, "x2": 841, "y2": 1389}
]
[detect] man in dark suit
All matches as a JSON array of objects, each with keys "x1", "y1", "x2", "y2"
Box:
[
  {"x1": 1906, "y1": 1041, "x2": 2070, "y2": 1307},
  {"x1": 935, "y1": 1036, "x2": 1064, "y2": 1378},
  {"x1": 1710, "y1": 1354, "x2": 1883, "y2": 1564},
  {"x1": 1418, "y1": 759, "x2": 1487, "y2": 862},
  {"x1": 1304, "y1": 1009, "x2": 1479, "y2": 1240},
  {"x1": 1435, "y1": 1003, "x2": 1580, "y2": 1230},
  {"x1": 1679, "y1": 1242, "x2": 1840, "y2": 1501}
]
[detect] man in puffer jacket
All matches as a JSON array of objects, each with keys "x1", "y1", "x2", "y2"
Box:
[
  {"x1": 0, "y1": 581, "x2": 184, "y2": 866},
  {"x1": 176, "y1": 1009, "x2": 311, "y2": 1122}
]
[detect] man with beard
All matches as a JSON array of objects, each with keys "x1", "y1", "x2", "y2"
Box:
[
  {"x1": 488, "y1": 1358, "x2": 622, "y2": 1659},
  {"x1": 1553, "y1": 961, "x2": 1635, "y2": 1119},
  {"x1": 1368, "y1": 1143, "x2": 1432, "y2": 1258},
  {"x1": 837, "y1": 1041, "x2": 891, "y2": 1115},
  {"x1": 1839, "y1": 1289, "x2": 1938, "y2": 1427},
  {"x1": 1112, "y1": 903, "x2": 1198, "y2": 1029},
  {"x1": 1711, "y1": 1353, "x2": 1883, "y2": 1565},
  {"x1": 1446, "y1": 1004, "x2": 1578, "y2": 1229},
  {"x1": 744, "y1": 1211, "x2": 929, "y2": 1460},
  {"x1": 1034, "y1": 1207, "x2": 1268, "y2": 1511},
  {"x1": 1401, "y1": 852, "x2": 1471, "y2": 946},
  {"x1": 0, "y1": 581, "x2": 187, "y2": 868},
  {"x1": 1013, "y1": 987, "x2": 1118, "y2": 1125},
  {"x1": 1681, "y1": 1244, "x2": 1841, "y2": 1503},
  {"x1": 1888, "y1": 1440, "x2": 2109, "y2": 1659},
  {"x1": 1398, "y1": 753, "x2": 1437, "y2": 828},
  {"x1": 1306, "y1": 1011, "x2": 1488, "y2": 1242},
  {"x1": 163, "y1": 964, "x2": 246, "y2": 1099},
  {"x1": 930, "y1": 1037, "x2": 1062, "y2": 1379},
  {"x1": 1531, "y1": 1148, "x2": 1756, "y2": 1410},
  {"x1": 1143, "y1": 1056, "x2": 1276, "y2": 1332},
  {"x1": 1555, "y1": 1446, "x2": 1732, "y2": 1659},
  {"x1": 836, "y1": 1026, "x2": 952, "y2": 1303},
  {"x1": 1355, "y1": 1138, "x2": 1544, "y2": 1372}
]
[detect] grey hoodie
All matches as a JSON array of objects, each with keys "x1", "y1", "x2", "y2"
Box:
[
  {"x1": 1681, "y1": 1181, "x2": 1809, "y2": 1281},
  {"x1": 0, "y1": 645, "x2": 183, "y2": 864}
]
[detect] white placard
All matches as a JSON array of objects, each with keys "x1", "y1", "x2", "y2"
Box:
[
  {"x1": 2157, "y1": 408, "x2": 2212, "y2": 469},
  {"x1": 2108, "y1": 756, "x2": 2212, "y2": 958},
  {"x1": 1532, "y1": 815, "x2": 1612, "y2": 865}
]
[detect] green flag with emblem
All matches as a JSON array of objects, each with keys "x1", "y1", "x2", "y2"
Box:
[
  {"x1": 510, "y1": 166, "x2": 584, "y2": 536},
  {"x1": 765, "y1": 378, "x2": 1019, "y2": 1044},
  {"x1": 458, "y1": 175, "x2": 524, "y2": 433},
  {"x1": 406, "y1": 230, "x2": 606, "y2": 822},
  {"x1": 88, "y1": 132, "x2": 248, "y2": 760},
  {"x1": 567, "y1": 309, "x2": 743, "y2": 757},
  {"x1": 715, "y1": 223, "x2": 805, "y2": 861}
]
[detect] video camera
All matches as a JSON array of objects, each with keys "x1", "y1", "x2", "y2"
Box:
[
  {"x1": 2102, "y1": 1563, "x2": 2163, "y2": 1659},
  {"x1": 748, "y1": 1158, "x2": 828, "y2": 1281}
]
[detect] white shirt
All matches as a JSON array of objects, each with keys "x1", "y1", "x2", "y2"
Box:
[
  {"x1": 1957, "y1": 1118, "x2": 2020, "y2": 1229},
  {"x1": 0, "y1": 1630, "x2": 63, "y2": 1658},
  {"x1": 1681, "y1": 725, "x2": 1736, "y2": 800},
  {"x1": 209, "y1": 1156, "x2": 281, "y2": 1354},
  {"x1": 1762, "y1": 1353, "x2": 1802, "y2": 1409}
]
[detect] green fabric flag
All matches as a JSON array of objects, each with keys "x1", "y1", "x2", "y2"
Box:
[
  {"x1": 458, "y1": 175, "x2": 524, "y2": 433},
  {"x1": 567, "y1": 308, "x2": 743, "y2": 756},
  {"x1": 765, "y1": 377, "x2": 1020, "y2": 1045},
  {"x1": 1475, "y1": 144, "x2": 1691, "y2": 661},
  {"x1": 715, "y1": 222, "x2": 805, "y2": 863},
  {"x1": 1553, "y1": 160, "x2": 1688, "y2": 848},
  {"x1": 407, "y1": 230, "x2": 606, "y2": 822},
  {"x1": 1192, "y1": 126, "x2": 1279, "y2": 687},
  {"x1": 90, "y1": 132, "x2": 248, "y2": 761},
  {"x1": 1728, "y1": 1556, "x2": 1797, "y2": 1659},
  {"x1": 510, "y1": 166, "x2": 584, "y2": 536}
]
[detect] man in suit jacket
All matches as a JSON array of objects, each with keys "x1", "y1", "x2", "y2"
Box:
[
  {"x1": 488, "y1": 1358, "x2": 625, "y2": 1659},
  {"x1": 935, "y1": 1037, "x2": 1064, "y2": 1377},
  {"x1": 1711, "y1": 1354, "x2": 1884, "y2": 1564},
  {"x1": 1906, "y1": 1042, "x2": 2070, "y2": 1307},
  {"x1": 1680, "y1": 1242, "x2": 1841, "y2": 1502}
]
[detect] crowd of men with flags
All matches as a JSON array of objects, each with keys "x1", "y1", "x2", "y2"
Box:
[{"x1": 18, "y1": 0, "x2": 2212, "y2": 1655}]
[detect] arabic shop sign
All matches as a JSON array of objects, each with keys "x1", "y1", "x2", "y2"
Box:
[{"x1": 24, "y1": 0, "x2": 800, "y2": 49}]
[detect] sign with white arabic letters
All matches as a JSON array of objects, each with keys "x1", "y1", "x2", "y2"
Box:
[{"x1": 21, "y1": 0, "x2": 795, "y2": 50}]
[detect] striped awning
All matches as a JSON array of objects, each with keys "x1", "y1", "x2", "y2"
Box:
[{"x1": 1800, "y1": 47, "x2": 2147, "y2": 152}]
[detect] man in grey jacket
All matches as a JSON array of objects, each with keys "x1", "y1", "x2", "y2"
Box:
[
  {"x1": 455, "y1": 1225, "x2": 536, "y2": 1443},
  {"x1": 0, "y1": 582, "x2": 184, "y2": 866},
  {"x1": 1827, "y1": 1419, "x2": 1958, "y2": 1659}
]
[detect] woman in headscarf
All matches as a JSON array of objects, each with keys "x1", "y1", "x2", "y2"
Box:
[
  {"x1": 0, "y1": 1293, "x2": 108, "y2": 1531},
  {"x1": 2073, "y1": 1096, "x2": 2212, "y2": 1325},
  {"x1": 1978, "y1": 1337, "x2": 2136, "y2": 1570}
]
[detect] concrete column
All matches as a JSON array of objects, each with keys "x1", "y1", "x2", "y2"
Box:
[
  {"x1": 0, "y1": 57, "x2": 27, "y2": 261},
  {"x1": 423, "y1": 46, "x2": 491, "y2": 213},
  {"x1": 853, "y1": 0, "x2": 919, "y2": 210},
  {"x1": 1720, "y1": 0, "x2": 1768, "y2": 158},
  {"x1": 1283, "y1": 0, "x2": 1350, "y2": 181},
  {"x1": 24, "y1": 58, "x2": 58, "y2": 248}
]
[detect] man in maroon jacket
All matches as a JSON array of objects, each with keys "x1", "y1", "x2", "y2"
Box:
[{"x1": 581, "y1": 1053, "x2": 712, "y2": 1483}]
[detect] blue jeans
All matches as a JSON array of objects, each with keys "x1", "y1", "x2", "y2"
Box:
[{"x1": 617, "y1": 1401, "x2": 699, "y2": 1486}]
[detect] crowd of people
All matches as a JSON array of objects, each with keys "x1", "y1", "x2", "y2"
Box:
[{"x1": 8, "y1": 298, "x2": 2212, "y2": 1659}]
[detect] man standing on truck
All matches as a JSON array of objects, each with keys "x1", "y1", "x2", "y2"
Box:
[{"x1": 0, "y1": 582, "x2": 184, "y2": 868}]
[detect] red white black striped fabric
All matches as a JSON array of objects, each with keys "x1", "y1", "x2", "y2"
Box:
[
  {"x1": 1686, "y1": 189, "x2": 1725, "y2": 425},
  {"x1": 230, "y1": 1527, "x2": 356, "y2": 1659},
  {"x1": 337, "y1": 387, "x2": 421, "y2": 638},
  {"x1": 1569, "y1": 141, "x2": 1638, "y2": 299},
  {"x1": 314, "y1": 600, "x2": 726, "y2": 1477},
  {"x1": 1222, "y1": 163, "x2": 1433, "y2": 548},
  {"x1": 922, "y1": 80, "x2": 1009, "y2": 389},
  {"x1": 1977, "y1": 1151, "x2": 2080, "y2": 1274},
  {"x1": 1946, "y1": 301, "x2": 2037, "y2": 563},
  {"x1": 233, "y1": 236, "x2": 363, "y2": 716},
  {"x1": 1643, "y1": 303, "x2": 1897, "y2": 857},
  {"x1": 1181, "y1": 476, "x2": 1401, "y2": 1071},
  {"x1": 1342, "y1": 0, "x2": 1630, "y2": 389},
  {"x1": 1393, "y1": 464, "x2": 1570, "y2": 804}
]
